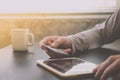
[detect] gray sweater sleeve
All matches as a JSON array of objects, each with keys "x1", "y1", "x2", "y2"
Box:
[{"x1": 67, "y1": 9, "x2": 120, "y2": 54}]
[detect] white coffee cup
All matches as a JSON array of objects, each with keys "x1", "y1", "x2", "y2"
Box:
[{"x1": 11, "y1": 29, "x2": 34, "y2": 51}]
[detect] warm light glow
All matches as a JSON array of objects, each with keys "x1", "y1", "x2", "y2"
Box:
[
  {"x1": 0, "y1": 0, "x2": 117, "y2": 48},
  {"x1": 0, "y1": 0, "x2": 116, "y2": 13}
]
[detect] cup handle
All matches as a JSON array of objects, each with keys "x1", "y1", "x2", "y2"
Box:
[{"x1": 27, "y1": 33, "x2": 35, "y2": 46}]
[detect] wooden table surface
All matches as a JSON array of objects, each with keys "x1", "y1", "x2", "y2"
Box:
[{"x1": 0, "y1": 42, "x2": 119, "y2": 80}]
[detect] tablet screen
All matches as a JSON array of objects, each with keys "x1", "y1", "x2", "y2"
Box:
[{"x1": 44, "y1": 58, "x2": 85, "y2": 73}]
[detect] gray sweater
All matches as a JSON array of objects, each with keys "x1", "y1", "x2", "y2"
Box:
[{"x1": 67, "y1": 9, "x2": 120, "y2": 54}]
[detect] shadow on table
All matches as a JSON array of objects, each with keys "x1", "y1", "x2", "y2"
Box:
[{"x1": 12, "y1": 51, "x2": 34, "y2": 67}]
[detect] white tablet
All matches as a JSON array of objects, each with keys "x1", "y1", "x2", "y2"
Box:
[{"x1": 36, "y1": 57, "x2": 96, "y2": 78}]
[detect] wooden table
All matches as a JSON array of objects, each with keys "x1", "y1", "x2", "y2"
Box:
[{"x1": 0, "y1": 42, "x2": 119, "y2": 80}]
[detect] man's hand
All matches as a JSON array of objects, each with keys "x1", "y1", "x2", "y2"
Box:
[
  {"x1": 93, "y1": 55, "x2": 120, "y2": 80},
  {"x1": 39, "y1": 36, "x2": 72, "y2": 57}
]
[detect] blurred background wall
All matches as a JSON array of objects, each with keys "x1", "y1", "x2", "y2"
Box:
[{"x1": 0, "y1": 18, "x2": 105, "y2": 48}]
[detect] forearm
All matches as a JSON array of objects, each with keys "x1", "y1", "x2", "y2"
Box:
[
  {"x1": 67, "y1": 27, "x2": 102, "y2": 53},
  {"x1": 67, "y1": 9, "x2": 120, "y2": 54}
]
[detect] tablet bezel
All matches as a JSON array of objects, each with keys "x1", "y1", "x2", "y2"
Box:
[{"x1": 36, "y1": 57, "x2": 96, "y2": 78}]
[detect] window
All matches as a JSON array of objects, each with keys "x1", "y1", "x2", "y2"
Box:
[{"x1": 0, "y1": 0, "x2": 117, "y2": 13}]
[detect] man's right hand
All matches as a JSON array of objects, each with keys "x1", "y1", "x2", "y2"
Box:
[{"x1": 39, "y1": 36, "x2": 72, "y2": 57}]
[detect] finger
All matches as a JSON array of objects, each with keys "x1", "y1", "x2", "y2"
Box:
[
  {"x1": 39, "y1": 41, "x2": 51, "y2": 50},
  {"x1": 39, "y1": 40, "x2": 47, "y2": 49},
  {"x1": 100, "y1": 59, "x2": 120, "y2": 80},
  {"x1": 39, "y1": 36, "x2": 59, "y2": 49},
  {"x1": 51, "y1": 37, "x2": 64, "y2": 48},
  {"x1": 44, "y1": 36, "x2": 59, "y2": 43},
  {"x1": 61, "y1": 48, "x2": 72, "y2": 54},
  {"x1": 95, "y1": 58, "x2": 114, "y2": 79},
  {"x1": 93, "y1": 65, "x2": 99, "y2": 73},
  {"x1": 47, "y1": 41, "x2": 52, "y2": 45}
]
